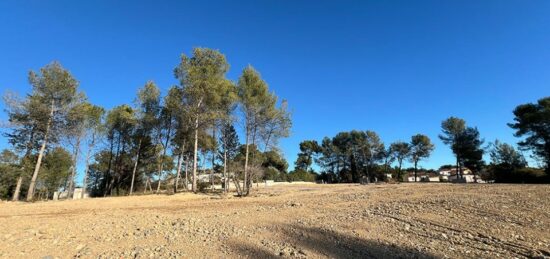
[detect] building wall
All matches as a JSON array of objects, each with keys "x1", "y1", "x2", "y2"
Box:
[
  {"x1": 449, "y1": 174, "x2": 476, "y2": 183},
  {"x1": 428, "y1": 177, "x2": 440, "y2": 182},
  {"x1": 406, "y1": 176, "x2": 440, "y2": 182}
]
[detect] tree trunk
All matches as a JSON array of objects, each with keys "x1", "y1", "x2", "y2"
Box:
[
  {"x1": 243, "y1": 124, "x2": 250, "y2": 196},
  {"x1": 398, "y1": 159, "x2": 403, "y2": 181},
  {"x1": 247, "y1": 125, "x2": 259, "y2": 194},
  {"x1": 115, "y1": 134, "x2": 127, "y2": 194},
  {"x1": 174, "y1": 151, "x2": 183, "y2": 193},
  {"x1": 211, "y1": 126, "x2": 216, "y2": 190},
  {"x1": 156, "y1": 118, "x2": 172, "y2": 194},
  {"x1": 115, "y1": 178, "x2": 120, "y2": 196},
  {"x1": 104, "y1": 132, "x2": 115, "y2": 196},
  {"x1": 156, "y1": 162, "x2": 164, "y2": 193},
  {"x1": 365, "y1": 161, "x2": 370, "y2": 183},
  {"x1": 26, "y1": 100, "x2": 54, "y2": 201},
  {"x1": 233, "y1": 174, "x2": 242, "y2": 196},
  {"x1": 105, "y1": 133, "x2": 122, "y2": 196},
  {"x1": 82, "y1": 132, "x2": 96, "y2": 198},
  {"x1": 414, "y1": 160, "x2": 418, "y2": 182},
  {"x1": 190, "y1": 99, "x2": 203, "y2": 193},
  {"x1": 143, "y1": 178, "x2": 149, "y2": 194},
  {"x1": 156, "y1": 153, "x2": 164, "y2": 193},
  {"x1": 12, "y1": 176, "x2": 23, "y2": 201},
  {"x1": 184, "y1": 156, "x2": 189, "y2": 190},
  {"x1": 223, "y1": 149, "x2": 228, "y2": 193},
  {"x1": 129, "y1": 138, "x2": 142, "y2": 195},
  {"x1": 67, "y1": 136, "x2": 81, "y2": 199},
  {"x1": 192, "y1": 117, "x2": 199, "y2": 193},
  {"x1": 456, "y1": 155, "x2": 460, "y2": 180},
  {"x1": 108, "y1": 177, "x2": 116, "y2": 196},
  {"x1": 14, "y1": 129, "x2": 35, "y2": 201}
]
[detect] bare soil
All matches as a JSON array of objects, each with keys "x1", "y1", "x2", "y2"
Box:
[{"x1": 0, "y1": 183, "x2": 549, "y2": 258}]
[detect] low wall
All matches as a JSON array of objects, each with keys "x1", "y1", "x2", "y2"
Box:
[{"x1": 183, "y1": 180, "x2": 316, "y2": 191}]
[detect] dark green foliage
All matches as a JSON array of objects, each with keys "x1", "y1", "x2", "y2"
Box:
[
  {"x1": 390, "y1": 141, "x2": 410, "y2": 181},
  {"x1": 300, "y1": 132, "x2": 435, "y2": 184},
  {"x1": 87, "y1": 148, "x2": 143, "y2": 196},
  {"x1": 439, "y1": 117, "x2": 485, "y2": 179},
  {"x1": 40, "y1": 147, "x2": 72, "y2": 196},
  {"x1": 287, "y1": 169, "x2": 316, "y2": 182},
  {"x1": 439, "y1": 117, "x2": 466, "y2": 173},
  {"x1": 304, "y1": 130, "x2": 385, "y2": 183},
  {"x1": 439, "y1": 117, "x2": 466, "y2": 146},
  {"x1": 486, "y1": 140, "x2": 548, "y2": 183},
  {"x1": 218, "y1": 123, "x2": 240, "y2": 162},
  {"x1": 3, "y1": 62, "x2": 84, "y2": 201},
  {"x1": 294, "y1": 140, "x2": 320, "y2": 172},
  {"x1": 489, "y1": 140, "x2": 527, "y2": 168},
  {"x1": 262, "y1": 150, "x2": 288, "y2": 174},
  {"x1": 0, "y1": 147, "x2": 72, "y2": 200},
  {"x1": 234, "y1": 144, "x2": 262, "y2": 167},
  {"x1": 263, "y1": 167, "x2": 287, "y2": 181},
  {"x1": 509, "y1": 96, "x2": 550, "y2": 174},
  {"x1": 101, "y1": 105, "x2": 137, "y2": 196},
  {"x1": 229, "y1": 144, "x2": 290, "y2": 182},
  {"x1": 487, "y1": 166, "x2": 546, "y2": 183},
  {"x1": 454, "y1": 127, "x2": 485, "y2": 175},
  {"x1": 3, "y1": 147, "x2": 73, "y2": 200},
  {"x1": 380, "y1": 146, "x2": 396, "y2": 176},
  {"x1": 409, "y1": 134, "x2": 435, "y2": 182},
  {"x1": 261, "y1": 151, "x2": 289, "y2": 181},
  {"x1": 197, "y1": 181, "x2": 211, "y2": 192},
  {"x1": 0, "y1": 150, "x2": 21, "y2": 199},
  {"x1": 3, "y1": 94, "x2": 42, "y2": 153},
  {"x1": 504, "y1": 167, "x2": 546, "y2": 183}
]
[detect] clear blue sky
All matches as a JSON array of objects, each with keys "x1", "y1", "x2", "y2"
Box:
[{"x1": 1, "y1": 0, "x2": 549, "y2": 177}]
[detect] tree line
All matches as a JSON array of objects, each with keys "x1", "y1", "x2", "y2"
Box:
[
  {"x1": 291, "y1": 96, "x2": 550, "y2": 184},
  {"x1": 292, "y1": 131, "x2": 435, "y2": 183},
  {"x1": 1, "y1": 48, "x2": 549, "y2": 201},
  {"x1": 0, "y1": 47, "x2": 292, "y2": 201}
]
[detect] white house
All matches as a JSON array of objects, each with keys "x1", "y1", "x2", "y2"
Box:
[
  {"x1": 439, "y1": 167, "x2": 479, "y2": 183},
  {"x1": 406, "y1": 171, "x2": 440, "y2": 182}
]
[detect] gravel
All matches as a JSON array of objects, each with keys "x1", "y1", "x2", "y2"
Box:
[{"x1": 0, "y1": 183, "x2": 549, "y2": 258}]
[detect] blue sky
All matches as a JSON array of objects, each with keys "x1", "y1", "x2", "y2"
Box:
[{"x1": 1, "y1": 0, "x2": 549, "y2": 180}]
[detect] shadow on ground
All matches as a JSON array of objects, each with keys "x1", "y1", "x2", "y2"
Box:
[{"x1": 230, "y1": 224, "x2": 437, "y2": 258}]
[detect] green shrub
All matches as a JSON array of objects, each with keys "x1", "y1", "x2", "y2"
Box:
[
  {"x1": 288, "y1": 169, "x2": 316, "y2": 182},
  {"x1": 493, "y1": 166, "x2": 548, "y2": 183},
  {"x1": 197, "y1": 182, "x2": 211, "y2": 192}
]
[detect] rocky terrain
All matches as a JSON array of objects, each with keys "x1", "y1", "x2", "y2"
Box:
[{"x1": 0, "y1": 183, "x2": 549, "y2": 258}]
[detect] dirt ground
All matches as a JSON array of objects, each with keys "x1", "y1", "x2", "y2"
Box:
[{"x1": 0, "y1": 183, "x2": 549, "y2": 259}]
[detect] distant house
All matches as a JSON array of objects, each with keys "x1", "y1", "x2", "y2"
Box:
[
  {"x1": 405, "y1": 171, "x2": 440, "y2": 182},
  {"x1": 438, "y1": 167, "x2": 479, "y2": 183},
  {"x1": 53, "y1": 187, "x2": 89, "y2": 200}
]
